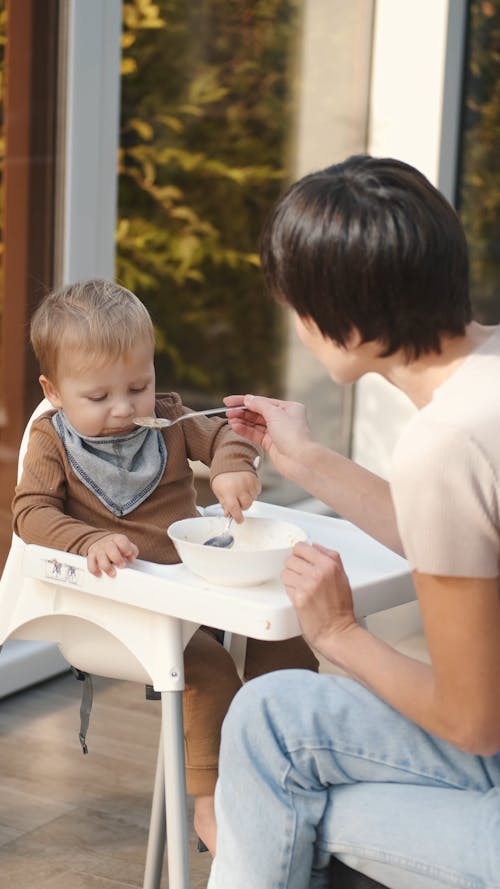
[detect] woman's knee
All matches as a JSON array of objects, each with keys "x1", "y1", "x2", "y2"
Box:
[
  {"x1": 222, "y1": 668, "x2": 325, "y2": 743},
  {"x1": 220, "y1": 671, "x2": 405, "y2": 757}
]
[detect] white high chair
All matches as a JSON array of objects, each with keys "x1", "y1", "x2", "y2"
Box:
[
  {"x1": 0, "y1": 398, "x2": 197, "y2": 888},
  {"x1": 0, "y1": 399, "x2": 301, "y2": 889},
  {"x1": 0, "y1": 400, "x2": 416, "y2": 889}
]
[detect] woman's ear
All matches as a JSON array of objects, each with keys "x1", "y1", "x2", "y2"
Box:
[
  {"x1": 344, "y1": 326, "x2": 363, "y2": 349},
  {"x1": 39, "y1": 375, "x2": 62, "y2": 408}
]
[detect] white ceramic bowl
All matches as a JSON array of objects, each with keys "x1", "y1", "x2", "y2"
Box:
[{"x1": 167, "y1": 515, "x2": 308, "y2": 586}]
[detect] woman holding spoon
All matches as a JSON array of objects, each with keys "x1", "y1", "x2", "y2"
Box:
[{"x1": 209, "y1": 155, "x2": 500, "y2": 888}]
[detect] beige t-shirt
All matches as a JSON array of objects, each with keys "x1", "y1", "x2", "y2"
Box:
[{"x1": 391, "y1": 326, "x2": 500, "y2": 578}]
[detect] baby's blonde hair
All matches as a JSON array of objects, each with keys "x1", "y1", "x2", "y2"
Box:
[{"x1": 31, "y1": 279, "x2": 155, "y2": 381}]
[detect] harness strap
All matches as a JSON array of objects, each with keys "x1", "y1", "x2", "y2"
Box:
[{"x1": 71, "y1": 667, "x2": 94, "y2": 755}]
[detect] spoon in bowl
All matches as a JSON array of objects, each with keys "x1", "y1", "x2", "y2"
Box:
[
  {"x1": 134, "y1": 406, "x2": 245, "y2": 430},
  {"x1": 203, "y1": 516, "x2": 234, "y2": 548},
  {"x1": 202, "y1": 456, "x2": 260, "y2": 548}
]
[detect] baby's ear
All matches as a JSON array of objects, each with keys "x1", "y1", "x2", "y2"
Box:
[{"x1": 39, "y1": 375, "x2": 62, "y2": 408}]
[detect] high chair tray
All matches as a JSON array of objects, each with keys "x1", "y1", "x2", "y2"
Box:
[{"x1": 21, "y1": 501, "x2": 414, "y2": 641}]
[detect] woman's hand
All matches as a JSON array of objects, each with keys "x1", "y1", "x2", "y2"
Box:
[
  {"x1": 86, "y1": 534, "x2": 139, "y2": 577},
  {"x1": 281, "y1": 542, "x2": 358, "y2": 655},
  {"x1": 224, "y1": 394, "x2": 314, "y2": 479}
]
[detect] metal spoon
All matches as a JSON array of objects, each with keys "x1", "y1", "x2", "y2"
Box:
[
  {"x1": 134, "y1": 406, "x2": 245, "y2": 430},
  {"x1": 204, "y1": 516, "x2": 234, "y2": 548}
]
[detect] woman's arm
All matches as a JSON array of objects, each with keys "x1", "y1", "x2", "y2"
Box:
[
  {"x1": 225, "y1": 394, "x2": 403, "y2": 554},
  {"x1": 283, "y1": 542, "x2": 500, "y2": 755},
  {"x1": 288, "y1": 441, "x2": 402, "y2": 554}
]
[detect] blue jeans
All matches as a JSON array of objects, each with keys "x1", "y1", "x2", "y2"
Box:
[{"x1": 208, "y1": 671, "x2": 500, "y2": 889}]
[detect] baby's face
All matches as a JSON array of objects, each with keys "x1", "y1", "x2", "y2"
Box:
[{"x1": 42, "y1": 339, "x2": 156, "y2": 437}]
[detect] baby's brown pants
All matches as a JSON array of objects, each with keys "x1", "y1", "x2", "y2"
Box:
[{"x1": 182, "y1": 627, "x2": 319, "y2": 796}]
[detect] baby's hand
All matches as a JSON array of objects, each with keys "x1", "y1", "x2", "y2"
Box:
[
  {"x1": 87, "y1": 534, "x2": 139, "y2": 578},
  {"x1": 211, "y1": 471, "x2": 261, "y2": 523}
]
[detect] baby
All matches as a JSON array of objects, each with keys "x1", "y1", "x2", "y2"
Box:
[{"x1": 12, "y1": 279, "x2": 318, "y2": 853}]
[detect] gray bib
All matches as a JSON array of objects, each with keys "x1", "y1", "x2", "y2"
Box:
[{"x1": 52, "y1": 410, "x2": 167, "y2": 517}]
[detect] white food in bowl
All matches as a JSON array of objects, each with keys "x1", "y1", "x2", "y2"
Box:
[{"x1": 167, "y1": 515, "x2": 308, "y2": 586}]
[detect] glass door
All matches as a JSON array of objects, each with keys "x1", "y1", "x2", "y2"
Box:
[
  {"x1": 0, "y1": 0, "x2": 66, "y2": 697},
  {"x1": 0, "y1": 0, "x2": 59, "y2": 569},
  {"x1": 456, "y1": 0, "x2": 500, "y2": 322},
  {"x1": 116, "y1": 0, "x2": 366, "y2": 508}
]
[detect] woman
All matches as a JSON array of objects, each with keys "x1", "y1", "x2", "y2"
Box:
[{"x1": 208, "y1": 155, "x2": 500, "y2": 888}]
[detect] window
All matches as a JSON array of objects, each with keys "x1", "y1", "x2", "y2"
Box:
[
  {"x1": 117, "y1": 0, "x2": 369, "y2": 506},
  {"x1": 456, "y1": 0, "x2": 500, "y2": 322},
  {"x1": 117, "y1": 1, "x2": 300, "y2": 403},
  {"x1": 0, "y1": 0, "x2": 59, "y2": 566}
]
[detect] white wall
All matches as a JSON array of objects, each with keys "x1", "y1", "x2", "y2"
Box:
[{"x1": 369, "y1": 0, "x2": 450, "y2": 182}]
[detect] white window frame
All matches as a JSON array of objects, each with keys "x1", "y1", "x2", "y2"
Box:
[{"x1": 55, "y1": 0, "x2": 122, "y2": 284}]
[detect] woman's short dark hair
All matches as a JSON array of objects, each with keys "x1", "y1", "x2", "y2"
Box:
[{"x1": 260, "y1": 155, "x2": 471, "y2": 358}]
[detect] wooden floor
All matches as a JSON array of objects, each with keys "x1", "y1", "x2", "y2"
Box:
[{"x1": 0, "y1": 672, "x2": 212, "y2": 888}]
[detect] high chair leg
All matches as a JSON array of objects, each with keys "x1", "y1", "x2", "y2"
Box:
[
  {"x1": 143, "y1": 730, "x2": 166, "y2": 889},
  {"x1": 162, "y1": 691, "x2": 190, "y2": 889}
]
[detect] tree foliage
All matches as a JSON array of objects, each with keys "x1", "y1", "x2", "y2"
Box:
[
  {"x1": 117, "y1": 0, "x2": 301, "y2": 402},
  {"x1": 457, "y1": 0, "x2": 500, "y2": 322}
]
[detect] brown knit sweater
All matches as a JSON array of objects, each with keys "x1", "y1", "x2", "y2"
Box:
[{"x1": 12, "y1": 393, "x2": 260, "y2": 564}]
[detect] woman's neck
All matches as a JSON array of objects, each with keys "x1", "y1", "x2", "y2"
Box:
[{"x1": 379, "y1": 322, "x2": 496, "y2": 409}]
